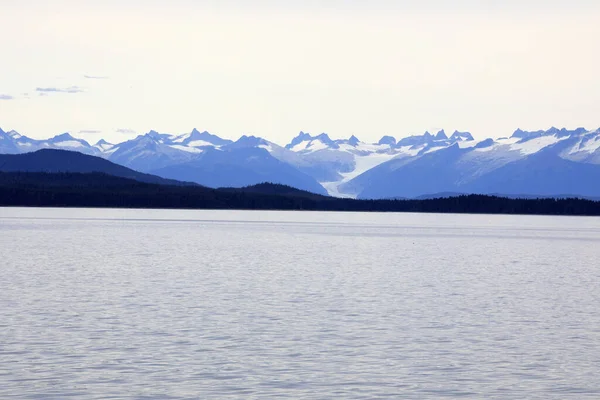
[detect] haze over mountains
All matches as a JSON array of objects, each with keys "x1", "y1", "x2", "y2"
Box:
[{"x1": 2, "y1": 125, "x2": 600, "y2": 199}]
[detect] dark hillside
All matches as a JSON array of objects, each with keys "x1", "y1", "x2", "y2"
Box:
[
  {"x1": 1, "y1": 172, "x2": 600, "y2": 215},
  {"x1": 0, "y1": 149, "x2": 195, "y2": 186}
]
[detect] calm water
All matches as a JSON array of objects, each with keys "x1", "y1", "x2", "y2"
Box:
[{"x1": 1, "y1": 208, "x2": 600, "y2": 399}]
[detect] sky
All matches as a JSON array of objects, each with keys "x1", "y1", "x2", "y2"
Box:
[{"x1": 1, "y1": 0, "x2": 599, "y2": 145}]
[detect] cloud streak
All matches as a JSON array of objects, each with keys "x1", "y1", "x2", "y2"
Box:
[
  {"x1": 116, "y1": 128, "x2": 136, "y2": 134},
  {"x1": 84, "y1": 75, "x2": 109, "y2": 80},
  {"x1": 0, "y1": 94, "x2": 15, "y2": 100},
  {"x1": 36, "y1": 86, "x2": 85, "y2": 94},
  {"x1": 79, "y1": 129, "x2": 102, "y2": 134}
]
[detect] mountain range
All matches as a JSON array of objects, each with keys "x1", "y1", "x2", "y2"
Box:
[{"x1": 2, "y1": 125, "x2": 600, "y2": 199}]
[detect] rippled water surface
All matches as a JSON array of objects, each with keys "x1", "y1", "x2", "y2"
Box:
[{"x1": 1, "y1": 208, "x2": 600, "y2": 399}]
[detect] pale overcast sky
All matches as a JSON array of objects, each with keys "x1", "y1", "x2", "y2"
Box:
[{"x1": 0, "y1": 0, "x2": 599, "y2": 144}]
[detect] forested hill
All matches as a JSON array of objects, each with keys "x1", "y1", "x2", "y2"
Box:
[
  {"x1": 1, "y1": 171, "x2": 600, "y2": 216},
  {"x1": 0, "y1": 149, "x2": 195, "y2": 186}
]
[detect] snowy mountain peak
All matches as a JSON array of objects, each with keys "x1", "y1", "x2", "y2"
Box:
[
  {"x1": 512, "y1": 127, "x2": 589, "y2": 141},
  {"x1": 512, "y1": 128, "x2": 551, "y2": 141},
  {"x1": 315, "y1": 133, "x2": 335, "y2": 145},
  {"x1": 286, "y1": 132, "x2": 340, "y2": 152},
  {"x1": 178, "y1": 129, "x2": 231, "y2": 146},
  {"x1": 334, "y1": 135, "x2": 361, "y2": 147},
  {"x1": 133, "y1": 134, "x2": 161, "y2": 146},
  {"x1": 50, "y1": 132, "x2": 76, "y2": 141},
  {"x1": 450, "y1": 131, "x2": 474, "y2": 141},
  {"x1": 7, "y1": 130, "x2": 21, "y2": 139},
  {"x1": 232, "y1": 135, "x2": 268, "y2": 148},
  {"x1": 145, "y1": 130, "x2": 172, "y2": 141},
  {"x1": 396, "y1": 131, "x2": 437, "y2": 147},
  {"x1": 93, "y1": 139, "x2": 115, "y2": 153},
  {"x1": 556, "y1": 127, "x2": 588, "y2": 138},
  {"x1": 188, "y1": 128, "x2": 216, "y2": 139},
  {"x1": 286, "y1": 131, "x2": 313, "y2": 149},
  {"x1": 378, "y1": 136, "x2": 396, "y2": 146},
  {"x1": 512, "y1": 128, "x2": 526, "y2": 137},
  {"x1": 435, "y1": 130, "x2": 447, "y2": 140},
  {"x1": 347, "y1": 135, "x2": 360, "y2": 146}
]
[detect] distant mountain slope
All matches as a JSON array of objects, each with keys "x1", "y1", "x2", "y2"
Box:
[
  {"x1": 151, "y1": 146, "x2": 328, "y2": 195},
  {"x1": 346, "y1": 144, "x2": 467, "y2": 199},
  {"x1": 347, "y1": 127, "x2": 600, "y2": 199},
  {"x1": 0, "y1": 129, "x2": 20, "y2": 154},
  {"x1": 463, "y1": 149, "x2": 600, "y2": 198},
  {"x1": 0, "y1": 149, "x2": 193, "y2": 186},
  {"x1": 107, "y1": 132, "x2": 198, "y2": 172}
]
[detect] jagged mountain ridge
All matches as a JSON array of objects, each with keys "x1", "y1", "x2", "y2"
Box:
[{"x1": 1, "y1": 125, "x2": 600, "y2": 198}]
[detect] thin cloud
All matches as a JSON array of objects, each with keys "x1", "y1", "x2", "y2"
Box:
[
  {"x1": 84, "y1": 75, "x2": 109, "y2": 80},
  {"x1": 116, "y1": 128, "x2": 136, "y2": 134},
  {"x1": 0, "y1": 94, "x2": 15, "y2": 100},
  {"x1": 79, "y1": 129, "x2": 102, "y2": 134},
  {"x1": 36, "y1": 86, "x2": 85, "y2": 94}
]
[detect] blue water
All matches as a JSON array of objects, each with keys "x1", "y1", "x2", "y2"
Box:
[{"x1": 1, "y1": 208, "x2": 600, "y2": 399}]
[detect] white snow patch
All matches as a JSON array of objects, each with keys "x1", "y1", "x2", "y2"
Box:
[
  {"x1": 171, "y1": 133, "x2": 190, "y2": 143},
  {"x1": 569, "y1": 134, "x2": 600, "y2": 154},
  {"x1": 94, "y1": 143, "x2": 114, "y2": 152},
  {"x1": 457, "y1": 140, "x2": 478, "y2": 149},
  {"x1": 291, "y1": 139, "x2": 328, "y2": 153},
  {"x1": 169, "y1": 144, "x2": 203, "y2": 153},
  {"x1": 338, "y1": 142, "x2": 390, "y2": 153},
  {"x1": 496, "y1": 137, "x2": 521, "y2": 145},
  {"x1": 258, "y1": 144, "x2": 273, "y2": 152},
  {"x1": 510, "y1": 135, "x2": 566, "y2": 155},
  {"x1": 395, "y1": 145, "x2": 422, "y2": 157},
  {"x1": 422, "y1": 145, "x2": 447, "y2": 155},
  {"x1": 305, "y1": 140, "x2": 328, "y2": 152},
  {"x1": 187, "y1": 140, "x2": 216, "y2": 148},
  {"x1": 356, "y1": 142, "x2": 390, "y2": 152},
  {"x1": 54, "y1": 140, "x2": 85, "y2": 148},
  {"x1": 290, "y1": 140, "x2": 309, "y2": 152}
]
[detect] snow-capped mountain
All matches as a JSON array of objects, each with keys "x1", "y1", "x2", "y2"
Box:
[
  {"x1": 93, "y1": 139, "x2": 116, "y2": 153},
  {"x1": 342, "y1": 127, "x2": 600, "y2": 199},
  {"x1": 44, "y1": 133, "x2": 97, "y2": 155},
  {"x1": 2, "y1": 125, "x2": 600, "y2": 198},
  {"x1": 0, "y1": 128, "x2": 21, "y2": 154},
  {"x1": 0, "y1": 129, "x2": 98, "y2": 155},
  {"x1": 150, "y1": 144, "x2": 328, "y2": 195}
]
